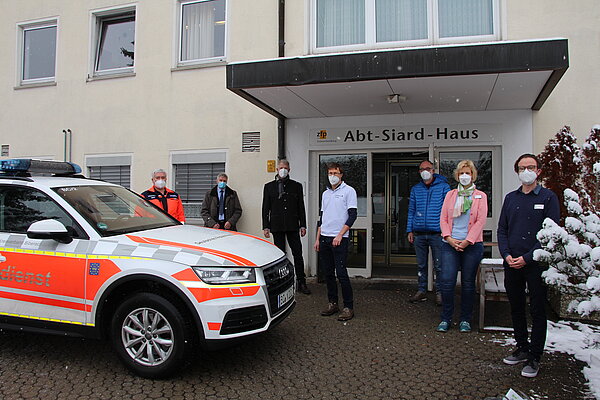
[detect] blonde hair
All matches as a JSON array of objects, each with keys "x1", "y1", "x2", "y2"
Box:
[{"x1": 454, "y1": 160, "x2": 477, "y2": 182}]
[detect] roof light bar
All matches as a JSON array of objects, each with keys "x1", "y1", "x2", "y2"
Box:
[{"x1": 0, "y1": 159, "x2": 82, "y2": 176}]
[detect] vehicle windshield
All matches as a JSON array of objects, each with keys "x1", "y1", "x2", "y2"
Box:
[{"x1": 53, "y1": 185, "x2": 179, "y2": 236}]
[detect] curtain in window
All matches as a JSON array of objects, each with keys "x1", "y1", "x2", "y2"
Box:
[
  {"x1": 182, "y1": 0, "x2": 225, "y2": 61},
  {"x1": 316, "y1": 0, "x2": 365, "y2": 47},
  {"x1": 376, "y1": 0, "x2": 427, "y2": 42},
  {"x1": 438, "y1": 0, "x2": 493, "y2": 38}
]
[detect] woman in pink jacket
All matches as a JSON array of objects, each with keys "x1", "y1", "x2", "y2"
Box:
[{"x1": 436, "y1": 160, "x2": 487, "y2": 333}]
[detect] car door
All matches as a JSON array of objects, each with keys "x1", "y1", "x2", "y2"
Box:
[{"x1": 0, "y1": 185, "x2": 88, "y2": 326}]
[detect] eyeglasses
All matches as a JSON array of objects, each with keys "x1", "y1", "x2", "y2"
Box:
[
  {"x1": 517, "y1": 165, "x2": 537, "y2": 172},
  {"x1": 419, "y1": 167, "x2": 433, "y2": 172}
]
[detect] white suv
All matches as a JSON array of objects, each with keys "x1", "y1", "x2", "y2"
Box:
[{"x1": 0, "y1": 159, "x2": 295, "y2": 378}]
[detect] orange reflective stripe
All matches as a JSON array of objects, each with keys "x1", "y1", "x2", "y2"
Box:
[
  {"x1": 227, "y1": 230, "x2": 275, "y2": 246},
  {"x1": 172, "y1": 269, "x2": 200, "y2": 281},
  {"x1": 207, "y1": 322, "x2": 221, "y2": 331},
  {"x1": 126, "y1": 235, "x2": 256, "y2": 266},
  {"x1": 187, "y1": 286, "x2": 260, "y2": 303},
  {"x1": 85, "y1": 260, "x2": 122, "y2": 301},
  {"x1": 0, "y1": 290, "x2": 91, "y2": 312}
]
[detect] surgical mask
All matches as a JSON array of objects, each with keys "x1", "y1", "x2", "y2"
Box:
[
  {"x1": 278, "y1": 168, "x2": 289, "y2": 179},
  {"x1": 328, "y1": 175, "x2": 340, "y2": 186},
  {"x1": 420, "y1": 170, "x2": 432, "y2": 181},
  {"x1": 459, "y1": 174, "x2": 472, "y2": 186},
  {"x1": 154, "y1": 179, "x2": 166, "y2": 189},
  {"x1": 218, "y1": 181, "x2": 227, "y2": 189},
  {"x1": 518, "y1": 169, "x2": 538, "y2": 185}
]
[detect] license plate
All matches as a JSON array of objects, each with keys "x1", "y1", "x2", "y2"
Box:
[{"x1": 277, "y1": 285, "x2": 294, "y2": 308}]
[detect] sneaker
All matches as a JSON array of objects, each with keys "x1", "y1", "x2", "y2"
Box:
[
  {"x1": 408, "y1": 291, "x2": 427, "y2": 303},
  {"x1": 435, "y1": 292, "x2": 443, "y2": 306},
  {"x1": 321, "y1": 302, "x2": 339, "y2": 316},
  {"x1": 337, "y1": 307, "x2": 354, "y2": 321},
  {"x1": 459, "y1": 321, "x2": 471, "y2": 333},
  {"x1": 297, "y1": 281, "x2": 311, "y2": 295},
  {"x1": 436, "y1": 321, "x2": 450, "y2": 332},
  {"x1": 521, "y1": 359, "x2": 540, "y2": 378},
  {"x1": 503, "y1": 349, "x2": 530, "y2": 365}
]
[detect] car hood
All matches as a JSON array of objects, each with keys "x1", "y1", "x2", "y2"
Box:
[{"x1": 91, "y1": 225, "x2": 284, "y2": 267}]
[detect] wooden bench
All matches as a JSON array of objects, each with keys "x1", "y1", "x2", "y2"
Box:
[{"x1": 478, "y1": 258, "x2": 512, "y2": 332}]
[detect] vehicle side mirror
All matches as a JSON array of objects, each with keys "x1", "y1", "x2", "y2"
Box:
[{"x1": 27, "y1": 219, "x2": 73, "y2": 244}]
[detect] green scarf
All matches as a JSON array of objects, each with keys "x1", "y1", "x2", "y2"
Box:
[{"x1": 453, "y1": 184, "x2": 475, "y2": 217}]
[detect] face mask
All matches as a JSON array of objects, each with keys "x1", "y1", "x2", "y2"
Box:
[
  {"x1": 420, "y1": 170, "x2": 432, "y2": 181},
  {"x1": 278, "y1": 168, "x2": 289, "y2": 179},
  {"x1": 518, "y1": 169, "x2": 538, "y2": 185},
  {"x1": 218, "y1": 181, "x2": 227, "y2": 189},
  {"x1": 154, "y1": 179, "x2": 166, "y2": 189},
  {"x1": 459, "y1": 174, "x2": 472, "y2": 186},
  {"x1": 328, "y1": 175, "x2": 340, "y2": 186}
]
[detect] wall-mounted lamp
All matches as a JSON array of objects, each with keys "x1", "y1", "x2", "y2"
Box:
[{"x1": 387, "y1": 94, "x2": 407, "y2": 104}]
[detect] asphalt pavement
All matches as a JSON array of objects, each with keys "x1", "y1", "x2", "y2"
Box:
[{"x1": 0, "y1": 279, "x2": 588, "y2": 400}]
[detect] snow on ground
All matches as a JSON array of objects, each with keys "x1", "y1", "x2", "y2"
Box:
[{"x1": 493, "y1": 320, "x2": 600, "y2": 399}]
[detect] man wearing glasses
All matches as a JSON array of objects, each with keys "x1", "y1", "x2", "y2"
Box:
[
  {"x1": 498, "y1": 153, "x2": 560, "y2": 378},
  {"x1": 406, "y1": 160, "x2": 450, "y2": 305},
  {"x1": 314, "y1": 163, "x2": 357, "y2": 321}
]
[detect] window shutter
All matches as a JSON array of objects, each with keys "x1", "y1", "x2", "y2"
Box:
[
  {"x1": 174, "y1": 162, "x2": 225, "y2": 219},
  {"x1": 88, "y1": 165, "x2": 131, "y2": 188}
]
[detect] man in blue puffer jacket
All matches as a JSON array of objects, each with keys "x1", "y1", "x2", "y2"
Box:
[{"x1": 406, "y1": 160, "x2": 450, "y2": 305}]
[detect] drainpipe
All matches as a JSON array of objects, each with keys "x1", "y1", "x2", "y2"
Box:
[
  {"x1": 277, "y1": 0, "x2": 286, "y2": 160},
  {"x1": 62, "y1": 130, "x2": 68, "y2": 161},
  {"x1": 68, "y1": 129, "x2": 72, "y2": 162}
]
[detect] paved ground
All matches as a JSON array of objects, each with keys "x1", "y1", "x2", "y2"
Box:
[{"x1": 0, "y1": 279, "x2": 589, "y2": 400}]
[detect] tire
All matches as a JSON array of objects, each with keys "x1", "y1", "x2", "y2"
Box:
[{"x1": 111, "y1": 292, "x2": 192, "y2": 379}]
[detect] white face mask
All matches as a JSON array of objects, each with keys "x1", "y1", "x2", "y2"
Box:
[
  {"x1": 459, "y1": 174, "x2": 472, "y2": 186},
  {"x1": 328, "y1": 175, "x2": 340, "y2": 186},
  {"x1": 278, "y1": 168, "x2": 289, "y2": 179},
  {"x1": 420, "y1": 170, "x2": 432, "y2": 181},
  {"x1": 519, "y1": 169, "x2": 538, "y2": 185},
  {"x1": 154, "y1": 179, "x2": 166, "y2": 189}
]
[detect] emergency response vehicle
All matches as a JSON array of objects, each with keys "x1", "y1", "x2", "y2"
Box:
[{"x1": 0, "y1": 159, "x2": 295, "y2": 378}]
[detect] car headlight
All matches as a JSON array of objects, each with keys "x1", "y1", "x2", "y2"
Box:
[{"x1": 192, "y1": 267, "x2": 256, "y2": 285}]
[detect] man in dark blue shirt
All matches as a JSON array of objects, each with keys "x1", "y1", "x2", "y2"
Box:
[{"x1": 497, "y1": 153, "x2": 560, "y2": 379}]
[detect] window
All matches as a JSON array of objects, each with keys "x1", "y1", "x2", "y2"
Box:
[
  {"x1": 88, "y1": 165, "x2": 131, "y2": 189},
  {"x1": 18, "y1": 20, "x2": 57, "y2": 84},
  {"x1": 314, "y1": 0, "x2": 498, "y2": 52},
  {"x1": 178, "y1": 0, "x2": 226, "y2": 65},
  {"x1": 0, "y1": 186, "x2": 85, "y2": 238},
  {"x1": 174, "y1": 162, "x2": 225, "y2": 220},
  {"x1": 318, "y1": 154, "x2": 367, "y2": 216},
  {"x1": 91, "y1": 6, "x2": 136, "y2": 76}
]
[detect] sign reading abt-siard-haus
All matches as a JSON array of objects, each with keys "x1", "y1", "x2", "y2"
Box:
[{"x1": 310, "y1": 124, "x2": 500, "y2": 149}]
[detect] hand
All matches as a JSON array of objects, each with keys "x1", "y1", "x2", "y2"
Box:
[
  {"x1": 506, "y1": 255, "x2": 526, "y2": 269},
  {"x1": 457, "y1": 240, "x2": 471, "y2": 251},
  {"x1": 407, "y1": 232, "x2": 414, "y2": 244},
  {"x1": 314, "y1": 238, "x2": 320, "y2": 252},
  {"x1": 212, "y1": 223, "x2": 220, "y2": 229},
  {"x1": 332, "y1": 233, "x2": 343, "y2": 247},
  {"x1": 446, "y1": 237, "x2": 463, "y2": 251},
  {"x1": 300, "y1": 228, "x2": 306, "y2": 237},
  {"x1": 224, "y1": 221, "x2": 232, "y2": 230}
]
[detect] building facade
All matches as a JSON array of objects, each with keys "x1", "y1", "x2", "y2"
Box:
[{"x1": 1, "y1": 0, "x2": 599, "y2": 279}]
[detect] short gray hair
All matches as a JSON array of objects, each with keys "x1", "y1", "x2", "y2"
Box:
[
  {"x1": 152, "y1": 169, "x2": 166, "y2": 178},
  {"x1": 217, "y1": 173, "x2": 228, "y2": 180},
  {"x1": 278, "y1": 159, "x2": 290, "y2": 168}
]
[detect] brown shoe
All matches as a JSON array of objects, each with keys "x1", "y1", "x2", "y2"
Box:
[
  {"x1": 321, "y1": 302, "x2": 339, "y2": 316},
  {"x1": 408, "y1": 291, "x2": 427, "y2": 303},
  {"x1": 337, "y1": 307, "x2": 354, "y2": 321},
  {"x1": 436, "y1": 292, "x2": 443, "y2": 306}
]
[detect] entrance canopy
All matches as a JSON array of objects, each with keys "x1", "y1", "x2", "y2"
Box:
[{"x1": 226, "y1": 39, "x2": 568, "y2": 119}]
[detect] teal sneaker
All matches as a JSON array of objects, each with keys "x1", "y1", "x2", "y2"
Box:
[
  {"x1": 436, "y1": 321, "x2": 450, "y2": 332},
  {"x1": 459, "y1": 321, "x2": 471, "y2": 333}
]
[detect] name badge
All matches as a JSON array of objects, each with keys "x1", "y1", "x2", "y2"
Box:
[
  {"x1": 534, "y1": 204, "x2": 544, "y2": 210},
  {"x1": 474, "y1": 195, "x2": 482, "y2": 199}
]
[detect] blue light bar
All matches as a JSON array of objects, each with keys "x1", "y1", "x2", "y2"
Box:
[{"x1": 0, "y1": 159, "x2": 82, "y2": 175}]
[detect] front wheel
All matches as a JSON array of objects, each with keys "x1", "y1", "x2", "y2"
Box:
[{"x1": 111, "y1": 293, "x2": 192, "y2": 379}]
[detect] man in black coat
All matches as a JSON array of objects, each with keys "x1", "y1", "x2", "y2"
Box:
[{"x1": 262, "y1": 159, "x2": 310, "y2": 294}]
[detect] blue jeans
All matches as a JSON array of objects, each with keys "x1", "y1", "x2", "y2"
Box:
[
  {"x1": 439, "y1": 241, "x2": 483, "y2": 323},
  {"x1": 319, "y1": 236, "x2": 353, "y2": 309},
  {"x1": 413, "y1": 233, "x2": 442, "y2": 293}
]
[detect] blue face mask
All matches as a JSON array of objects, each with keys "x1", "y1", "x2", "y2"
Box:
[{"x1": 218, "y1": 181, "x2": 227, "y2": 189}]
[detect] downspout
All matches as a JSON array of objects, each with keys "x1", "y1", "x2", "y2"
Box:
[{"x1": 277, "y1": 0, "x2": 286, "y2": 160}]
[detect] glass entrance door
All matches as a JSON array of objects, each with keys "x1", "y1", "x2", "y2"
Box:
[{"x1": 372, "y1": 153, "x2": 426, "y2": 278}]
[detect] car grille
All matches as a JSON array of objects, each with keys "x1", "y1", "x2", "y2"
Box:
[
  {"x1": 263, "y1": 257, "x2": 295, "y2": 317},
  {"x1": 220, "y1": 305, "x2": 268, "y2": 335}
]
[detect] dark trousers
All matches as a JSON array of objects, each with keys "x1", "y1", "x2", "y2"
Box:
[
  {"x1": 504, "y1": 263, "x2": 548, "y2": 361},
  {"x1": 272, "y1": 231, "x2": 306, "y2": 282},
  {"x1": 319, "y1": 236, "x2": 353, "y2": 309}
]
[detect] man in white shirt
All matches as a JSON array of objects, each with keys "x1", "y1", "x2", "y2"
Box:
[{"x1": 313, "y1": 162, "x2": 358, "y2": 321}]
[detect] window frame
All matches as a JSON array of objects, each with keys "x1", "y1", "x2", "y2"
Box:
[
  {"x1": 89, "y1": 5, "x2": 137, "y2": 78},
  {"x1": 175, "y1": 0, "x2": 227, "y2": 68},
  {"x1": 311, "y1": 0, "x2": 500, "y2": 54},
  {"x1": 16, "y1": 18, "x2": 58, "y2": 86}
]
